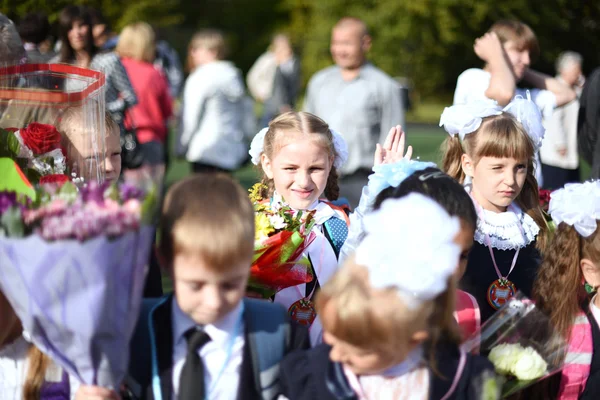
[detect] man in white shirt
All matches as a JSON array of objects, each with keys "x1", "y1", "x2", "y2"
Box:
[
  {"x1": 305, "y1": 17, "x2": 404, "y2": 209},
  {"x1": 453, "y1": 20, "x2": 576, "y2": 187},
  {"x1": 540, "y1": 52, "x2": 583, "y2": 189}
]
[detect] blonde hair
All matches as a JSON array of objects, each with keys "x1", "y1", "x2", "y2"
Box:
[
  {"x1": 116, "y1": 22, "x2": 156, "y2": 63},
  {"x1": 185, "y1": 29, "x2": 226, "y2": 72},
  {"x1": 159, "y1": 173, "x2": 255, "y2": 272},
  {"x1": 258, "y1": 111, "x2": 340, "y2": 201},
  {"x1": 316, "y1": 259, "x2": 461, "y2": 369},
  {"x1": 489, "y1": 20, "x2": 539, "y2": 62},
  {"x1": 441, "y1": 113, "x2": 548, "y2": 250},
  {"x1": 23, "y1": 345, "x2": 51, "y2": 400}
]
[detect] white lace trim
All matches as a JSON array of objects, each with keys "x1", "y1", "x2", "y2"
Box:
[{"x1": 475, "y1": 205, "x2": 540, "y2": 250}]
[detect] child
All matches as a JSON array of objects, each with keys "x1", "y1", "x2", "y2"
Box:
[
  {"x1": 249, "y1": 111, "x2": 349, "y2": 344},
  {"x1": 279, "y1": 194, "x2": 498, "y2": 400},
  {"x1": 453, "y1": 20, "x2": 576, "y2": 187},
  {"x1": 339, "y1": 126, "x2": 481, "y2": 341},
  {"x1": 179, "y1": 29, "x2": 251, "y2": 174},
  {"x1": 532, "y1": 181, "x2": 600, "y2": 399},
  {"x1": 57, "y1": 107, "x2": 122, "y2": 183},
  {"x1": 440, "y1": 98, "x2": 549, "y2": 322},
  {"x1": 128, "y1": 173, "x2": 310, "y2": 400}
]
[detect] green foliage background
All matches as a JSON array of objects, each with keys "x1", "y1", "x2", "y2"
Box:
[{"x1": 3, "y1": 0, "x2": 600, "y2": 98}]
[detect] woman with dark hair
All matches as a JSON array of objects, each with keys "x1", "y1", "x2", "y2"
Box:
[{"x1": 52, "y1": 5, "x2": 137, "y2": 125}]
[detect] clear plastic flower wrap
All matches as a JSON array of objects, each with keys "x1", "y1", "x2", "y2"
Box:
[
  {"x1": 0, "y1": 159, "x2": 164, "y2": 388},
  {"x1": 0, "y1": 63, "x2": 107, "y2": 184},
  {"x1": 462, "y1": 292, "x2": 567, "y2": 398}
]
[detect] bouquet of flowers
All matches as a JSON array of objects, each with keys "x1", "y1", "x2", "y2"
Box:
[
  {"x1": 0, "y1": 64, "x2": 156, "y2": 389},
  {"x1": 248, "y1": 183, "x2": 317, "y2": 298},
  {"x1": 463, "y1": 292, "x2": 567, "y2": 398},
  {"x1": 0, "y1": 160, "x2": 158, "y2": 388}
]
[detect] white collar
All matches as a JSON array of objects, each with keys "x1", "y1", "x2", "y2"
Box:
[
  {"x1": 474, "y1": 201, "x2": 539, "y2": 250},
  {"x1": 172, "y1": 298, "x2": 243, "y2": 349},
  {"x1": 271, "y1": 192, "x2": 345, "y2": 225},
  {"x1": 379, "y1": 345, "x2": 423, "y2": 378}
]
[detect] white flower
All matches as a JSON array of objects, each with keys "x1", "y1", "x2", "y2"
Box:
[
  {"x1": 488, "y1": 343, "x2": 524, "y2": 375},
  {"x1": 269, "y1": 214, "x2": 286, "y2": 230},
  {"x1": 512, "y1": 347, "x2": 548, "y2": 381}
]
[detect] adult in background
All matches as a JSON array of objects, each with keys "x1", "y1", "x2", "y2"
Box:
[
  {"x1": 0, "y1": 13, "x2": 25, "y2": 65},
  {"x1": 248, "y1": 33, "x2": 300, "y2": 125},
  {"x1": 179, "y1": 29, "x2": 251, "y2": 174},
  {"x1": 116, "y1": 22, "x2": 173, "y2": 170},
  {"x1": 578, "y1": 67, "x2": 600, "y2": 179},
  {"x1": 52, "y1": 5, "x2": 137, "y2": 126},
  {"x1": 16, "y1": 12, "x2": 55, "y2": 63},
  {"x1": 304, "y1": 17, "x2": 404, "y2": 209},
  {"x1": 540, "y1": 51, "x2": 583, "y2": 189}
]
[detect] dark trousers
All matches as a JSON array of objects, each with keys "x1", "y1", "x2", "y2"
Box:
[
  {"x1": 339, "y1": 169, "x2": 372, "y2": 211},
  {"x1": 541, "y1": 163, "x2": 580, "y2": 190}
]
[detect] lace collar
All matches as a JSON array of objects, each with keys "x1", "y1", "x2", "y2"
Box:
[{"x1": 474, "y1": 202, "x2": 539, "y2": 250}]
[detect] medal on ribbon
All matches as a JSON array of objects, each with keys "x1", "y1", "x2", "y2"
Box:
[
  {"x1": 487, "y1": 278, "x2": 517, "y2": 310},
  {"x1": 288, "y1": 298, "x2": 317, "y2": 326}
]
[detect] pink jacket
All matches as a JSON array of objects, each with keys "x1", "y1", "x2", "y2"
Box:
[{"x1": 558, "y1": 312, "x2": 593, "y2": 399}]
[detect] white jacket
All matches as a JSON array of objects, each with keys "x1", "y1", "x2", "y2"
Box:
[{"x1": 180, "y1": 61, "x2": 251, "y2": 170}]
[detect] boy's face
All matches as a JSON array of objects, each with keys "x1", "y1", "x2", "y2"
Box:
[
  {"x1": 65, "y1": 124, "x2": 121, "y2": 183},
  {"x1": 172, "y1": 253, "x2": 250, "y2": 325},
  {"x1": 503, "y1": 40, "x2": 530, "y2": 80}
]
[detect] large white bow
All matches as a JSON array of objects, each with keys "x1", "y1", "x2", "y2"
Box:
[
  {"x1": 549, "y1": 181, "x2": 600, "y2": 237},
  {"x1": 355, "y1": 193, "x2": 460, "y2": 309}
]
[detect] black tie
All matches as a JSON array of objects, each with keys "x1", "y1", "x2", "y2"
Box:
[{"x1": 179, "y1": 329, "x2": 211, "y2": 399}]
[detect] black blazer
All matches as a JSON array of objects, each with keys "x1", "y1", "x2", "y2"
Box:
[
  {"x1": 127, "y1": 295, "x2": 309, "y2": 400},
  {"x1": 280, "y1": 341, "x2": 497, "y2": 400}
]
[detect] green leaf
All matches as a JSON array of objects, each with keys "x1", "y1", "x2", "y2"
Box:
[
  {"x1": 0, "y1": 158, "x2": 36, "y2": 200},
  {"x1": 141, "y1": 186, "x2": 159, "y2": 225},
  {"x1": 0, "y1": 206, "x2": 25, "y2": 237},
  {"x1": 7, "y1": 133, "x2": 20, "y2": 157}
]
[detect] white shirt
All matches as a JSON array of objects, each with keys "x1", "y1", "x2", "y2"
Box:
[
  {"x1": 171, "y1": 300, "x2": 245, "y2": 400},
  {"x1": 453, "y1": 68, "x2": 556, "y2": 186},
  {"x1": 273, "y1": 198, "x2": 346, "y2": 346},
  {"x1": 0, "y1": 335, "x2": 78, "y2": 400},
  {"x1": 540, "y1": 77, "x2": 580, "y2": 169}
]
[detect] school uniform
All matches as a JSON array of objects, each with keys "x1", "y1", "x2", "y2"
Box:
[
  {"x1": 127, "y1": 295, "x2": 310, "y2": 400},
  {"x1": 280, "y1": 341, "x2": 497, "y2": 400}
]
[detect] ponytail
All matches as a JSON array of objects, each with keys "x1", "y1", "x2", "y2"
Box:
[
  {"x1": 324, "y1": 166, "x2": 340, "y2": 201},
  {"x1": 533, "y1": 224, "x2": 586, "y2": 340},
  {"x1": 441, "y1": 136, "x2": 466, "y2": 183},
  {"x1": 23, "y1": 345, "x2": 51, "y2": 400}
]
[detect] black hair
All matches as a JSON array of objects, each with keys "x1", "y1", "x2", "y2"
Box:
[
  {"x1": 58, "y1": 5, "x2": 97, "y2": 63},
  {"x1": 373, "y1": 167, "x2": 477, "y2": 229},
  {"x1": 17, "y1": 12, "x2": 51, "y2": 45}
]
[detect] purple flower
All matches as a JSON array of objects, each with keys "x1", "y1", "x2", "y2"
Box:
[
  {"x1": 79, "y1": 181, "x2": 110, "y2": 204},
  {"x1": 0, "y1": 192, "x2": 18, "y2": 214},
  {"x1": 119, "y1": 184, "x2": 145, "y2": 202}
]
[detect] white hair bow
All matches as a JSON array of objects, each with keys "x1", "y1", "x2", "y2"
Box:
[
  {"x1": 439, "y1": 92, "x2": 546, "y2": 151},
  {"x1": 248, "y1": 127, "x2": 348, "y2": 169},
  {"x1": 355, "y1": 193, "x2": 461, "y2": 309},
  {"x1": 549, "y1": 181, "x2": 600, "y2": 237}
]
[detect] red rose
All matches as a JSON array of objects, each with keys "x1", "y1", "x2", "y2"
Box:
[
  {"x1": 19, "y1": 123, "x2": 62, "y2": 155},
  {"x1": 40, "y1": 174, "x2": 70, "y2": 185}
]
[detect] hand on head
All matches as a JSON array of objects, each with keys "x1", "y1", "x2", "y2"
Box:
[
  {"x1": 474, "y1": 32, "x2": 504, "y2": 64},
  {"x1": 374, "y1": 125, "x2": 412, "y2": 166}
]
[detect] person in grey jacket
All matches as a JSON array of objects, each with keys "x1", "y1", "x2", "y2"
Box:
[
  {"x1": 179, "y1": 29, "x2": 251, "y2": 173},
  {"x1": 304, "y1": 17, "x2": 404, "y2": 209}
]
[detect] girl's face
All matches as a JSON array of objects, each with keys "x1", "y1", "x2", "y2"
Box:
[
  {"x1": 262, "y1": 134, "x2": 333, "y2": 210},
  {"x1": 454, "y1": 220, "x2": 475, "y2": 280},
  {"x1": 463, "y1": 155, "x2": 527, "y2": 213},
  {"x1": 68, "y1": 19, "x2": 89, "y2": 52}
]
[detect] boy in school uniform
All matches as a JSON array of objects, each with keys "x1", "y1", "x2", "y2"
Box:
[{"x1": 127, "y1": 173, "x2": 310, "y2": 400}]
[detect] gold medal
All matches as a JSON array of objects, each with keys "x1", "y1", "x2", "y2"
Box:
[
  {"x1": 487, "y1": 278, "x2": 517, "y2": 310},
  {"x1": 288, "y1": 298, "x2": 317, "y2": 326}
]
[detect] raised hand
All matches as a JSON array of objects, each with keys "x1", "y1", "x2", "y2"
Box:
[
  {"x1": 474, "y1": 32, "x2": 504, "y2": 63},
  {"x1": 374, "y1": 125, "x2": 413, "y2": 166}
]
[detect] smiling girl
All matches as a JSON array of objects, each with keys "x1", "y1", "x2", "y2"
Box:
[
  {"x1": 249, "y1": 111, "x2": 350, "y2": 344},
  {"x1": 440, "y1": 98, "x2": 548, "y2": 322}
]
